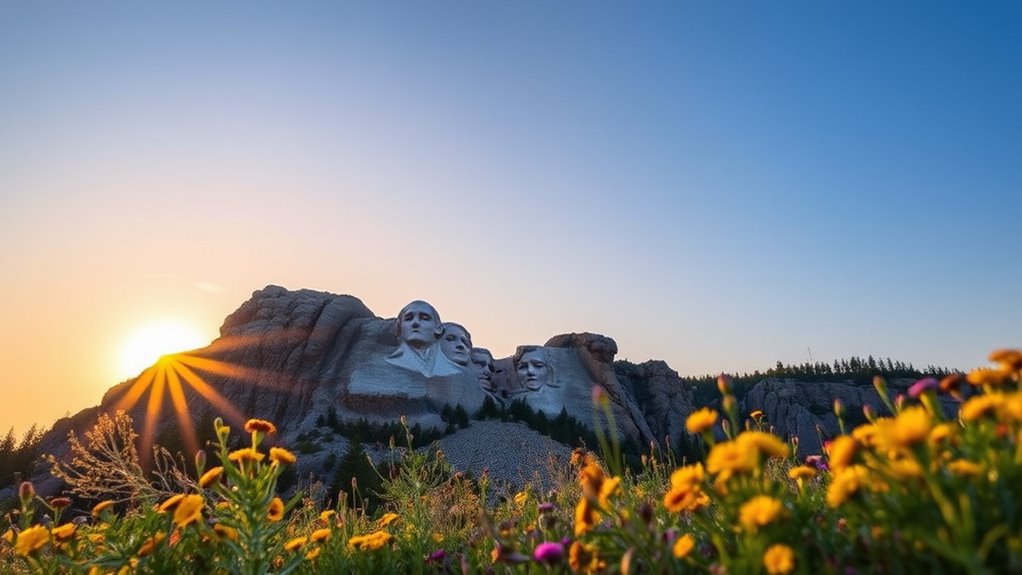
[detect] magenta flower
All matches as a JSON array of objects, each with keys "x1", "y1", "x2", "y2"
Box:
[
  {"x1": 533, "y1": 541, "x2": 565, "y2": 564},
  {"x1": 538, "y1": 502, "x2": 556, "y2": 513},
  {"x1": 908, "y1": 377, "x2": 938, "y2": 399}
]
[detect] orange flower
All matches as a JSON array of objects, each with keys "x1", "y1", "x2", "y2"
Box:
[
  {"x1": 739, "y1": 496, "x2": 785, "y2": 532},
  {"x1": 347, "y1": 530, "x2": 393, "y2": 551},
  {"x1": 269, "y1": 447, "x2": 296, "y2": 465},
  {"x1": 377, "y1": 512, "x2": 400, "y2": 528},
  {"x1": 763, "y1": 544, "x2": 795, "y2": 574},
  {"x1": 244, "y1": 419, "x2": 277, "y2": 434},
  {"x1": 990, "y1": 348, "x2": 1022, "y2": 371},
  {"x1": 574, "y1": 497, "x2": 601, "y2": 536},
  {"x1": 310, "y1": 528, "x2": 331, "y2": 543},
  {"x1": 267, "y1": 497, "x2": 285, "y2": 522},
  {"x1": 827, "y1": 465, "x2": 870, "y2": 507},
  {"x1": 199, "y1": 466, "x2": 224, "y2": 487},
  {"x1": 686, "y1": 408, "x2": 718, "y2": 434},
  {"x1": 51, "y1": 523, "x2": 76, "y2": 543},
  {"x1": 137, "y1": 532, "x2": 166, "y2": 557},
  {"x1": 705, "y1": 441, "x2": 757, "y2": 482},
  {"x1": 825, "y1": 436, "x2": 858, "y2": 472},
  {"x1": 737, "y1": 431, "x2": 790, "y2": 459},
  {"x1": 13, "y1": 525, "x2": 48, "y2": 556},
  {"x1": 213, "y1": 523, "x2": 239, "y2": 541},
  {"x1": 284, "y1": 536, "x2": 308, "y2": 552},
  {"x1": 173, "y1": 494, "x2": 204, "y2": 528},
  {"x1": 91, "y1": 500, "x2": 115, "y2": 517},
  {"x1": 788, "y1": 466, "x2": 816, "y2": 481},
  {"x1": 228, "y1": 448, "x2": 266, "y2": 464},
  {"x1": 672, "y1": 533, "x2": 695, "y2": 559},
  {"x1": 966, "y1": 368, "x2": 1009, "y2": 387},
  {"x1": 158, "y1": 494, "x2": 186, "y2": 513}
]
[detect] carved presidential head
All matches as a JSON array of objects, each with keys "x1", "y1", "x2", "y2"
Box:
[
  {"x1": 440, "y1": 322, "x2": 473, "y2": 366},
  {"x1": 470, "y1": 347, "x2": 495, "y2": 389},
  {"x1": 394, "y1": 300, "x2": 444, "y2": 349},
  {"x1": 514, "y1": 345, "x2": 552, "y2": 391}
]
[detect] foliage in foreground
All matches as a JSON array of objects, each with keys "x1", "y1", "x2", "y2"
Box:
[{"x1": 3, "y1": 348, "x2": 1022, "y2": 574}]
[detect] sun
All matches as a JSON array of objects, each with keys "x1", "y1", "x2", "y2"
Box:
[{"x1": 117, "y1": 320, "x2": 208, "y2": 379}]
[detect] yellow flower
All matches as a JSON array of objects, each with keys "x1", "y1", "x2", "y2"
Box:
[
  {"x1": 852, "y1": 423, "x2": 879, "y2": 446},
  {"x1": 598, "y1": 476, "x2": 622, "y2": 506},
  {"x1": 763, "y1": 544, "x2": 795, "y2": 574},
  {"x1": 310, "y1": 528, "x2": 331, "y2": 543},
  {"x1": 284, "y1": 536, "x2": 307, "y2": 552},
  {"x1": 737, "y1": 431, "x2": 790, "y2": 459},
  {"x1": 886, "y1": 457, "x2": 923, "y2": 480},
  {"x1": 347, "y1": 530, "x2": 393, "y2": 551},
  {"x1": 213, "y1": 523, "x2": 239, "y2": 541},
  {"x1": 574, "y1": 497, "x2": 601, "y2": 536},
  {"x1": 827, "y1": 465, "x2": 870, "y2": 507},
  {"x1": 706, "y1": 440, "x2": 757, "y2": 482},
  {"x1": 199, "y1": 466, "x2": 224, "y2": 487},
  {"x1": 269, "y1": 447, "x2": 297, "y2": 465},
  {"x1": 948, "y1": 459, "x2": 984, "y2": 477},
  {"x1": 13, "y1": 525, "x2": 49, "y2": 556},
  {"x1": 267, "y1": 497, "x2": 285, "y2": 522},
  {"x1": 788, "y1": 466, "x2": 816, "y2": 481},
  {"x1": 377, "y1": 512, "x2": 400, "y2": 528},
  {"x1": 672, "y1": 533, "x2": 695, "y2": 559},
  {"x1": 663, "y1": 484, "x2": 709, "y2": 514},
  {"x1": 173, "y1": 494, "x2": 204, "y2": 528},
  {"x1": 961, "y1": 393, "x2": 1006, "y2": 422},
  {"x1": 877, "y1": 407, "x2": 931, "y2": 450},
  {"x1": 739, "y1": 496, "x2": 785, "y2": 532},
  {"x1": 686, "y1": 408, "x2": 718, "y2": 434},
  {"x1": 579, "y1": 462, "x2": 606, "y2": 500},
  {"x1": 750, "y1": 410, "x2": 764, "y2": 420},
  {"x1": 305, "y1": 546, "x2": 321, "y2": 560},
  {"x1": 989, "y1": 348, "x2": 1022, "y2": 371},
  {"x1": 158, "y1": 493, "x2": 186, "y2": 513},
  {"x1": 569, "y1": 541, "x2": 605, "y2": 574},
  {"x1": 513, "y1": 491, "x2": 528, "y2": 506},
  {"x1": 319, "y1": 510, "x2": 336, "y2": 524},
  {"x1": 826, "y1": 436, "x2": 858, "y2": 472},
  {"x1": 51, "y1": 523, "x2": 76, "y2": 543},
  {"x1": 928, "y1": 423, "x2": 956, "y2": 445},
  {"x1": 91, "y1": 500, "x2": 115, "y2": 518},
  {"x1": 137, "y1": 532, "x2": 166, "y2": 557},
  {"x1": 244, "y1": 419, "x2": 277, "y2": 434},
  {"x1": 967, "y1": 367, "x2": 1010, "y2": 387},
  {"x1": 2, "y1": 529, "x2": 13, "y2": 544},
  {"x1": 228, "y1": 448, "x2": 265, "y2": 464}
]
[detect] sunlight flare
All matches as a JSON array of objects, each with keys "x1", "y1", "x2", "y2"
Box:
[{"x1": 117, "y1": 320, "x2": 207, "y2": 380}]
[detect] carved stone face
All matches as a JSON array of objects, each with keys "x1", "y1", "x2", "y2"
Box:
[
  {"x1": 397, "y1": 301, "x2": 441, "y2": 349},
  {"x1": 470, "y1": 348, "x2": 495, "y2": 389},
  {"x1": 440, "y1": 323, "x2": 472, "y2": 366},
  {"x1": 516, "y1": 348, "x2": 549, "y2": 391}
]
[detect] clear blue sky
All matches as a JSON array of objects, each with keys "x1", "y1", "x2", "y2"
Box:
[{"x1": 1, "y1": 1, "x2": 1019, "y2": 433}]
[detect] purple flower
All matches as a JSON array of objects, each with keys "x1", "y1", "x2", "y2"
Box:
[
  {"x1": 538, "y1": 502, "x2": 556, "y2": 513},
  {"x1": 426, "y1": 549, "x2": 446, "y2": 563},
  {"x1": 533, "y1": 542, "x2": 565, "y2": 564},
  {"x1": 908, "y1": 377, "x2": 938, "y2": 399}
]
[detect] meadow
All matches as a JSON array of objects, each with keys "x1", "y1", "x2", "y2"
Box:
[{"x1": 2, "y1": 349, "x2": 1020, "y2": 574}]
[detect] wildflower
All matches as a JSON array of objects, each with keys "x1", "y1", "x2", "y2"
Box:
[
  {"x1": 569, "y1": 541, "x2": 605, "y2": 573},
  {"x1": 310, "y1": 528, "x2": 331, "y2": 543},
  {"x1": 92, "y1": 500, "x2": 115, "y2": 517},
  {"x1": 49, "y1": 497, "x2": 72, "y2": 509},
  {"x1": 672, "y1": 533, "x2": 695, "y2": 559},
  {"x1": 706, "y1": 440, "x2": 757, "y2": 482},
  {"x1": 579, "y1": 462, "x2": 606, "y2": 500},
  {"x1": 886, "y1": 457, "x2": 923, "y2": 480},
  {"x1": 2, "y1": 529, "x2": 12, "y2": 544},
  {"x1": 574, "y1": 497, "x2": 601, "y2": 536},
  {"x1": 269, "y1": 447, "x2": 296, "y2": 465},
  {"x1": 284, "y1": 537, "x2": 308, "y2": 552},
  {"x1": 737, "y1": 431, "x2": 790, "y2": 459},
  {"x1": 538, "y1": 502, "x2": 556, "y2": 513},
  {"x1": 825, "y1": 436, "x2": 858, "y2": 472},
  {"x1": 686, "y1": 408, "x2": 718, "y2": 434},
  {"x1": 739, "y1": 496, "x2": 785, "y2": 532},
  {"x1": 717, "y1": 374, "x2": 733, "y2": 394},
  {"x1": 908, "y1": 377, "x2": 938, "y2": 399},
  {"x1": 967, "y1": 368, "x2": 1009, "y2": 387},
  {"x1": 51, "y1": 523, "x2": 76, "y2": 543},
  {"x1": 598, "y1": 476, "x2": 622, "y2": 505},
  {"x1": 990, "y1": 348, "x2": 1022, "y2": 371},
  {"x1": 948, "y1": 459, "x2": 984, "y2": 477},
  {"x1": 267, "y1": 497, "x2": 285, "y2": 522},
  {"x1": 213, "y1": 523, "x2": 239, "y2": 541},
  {"x1": 788, "y1": 466, "x2": 816, "y2": 481},
  {"x1": 874, "y1": 407, "x2": 931, "y2": 451},
  {"x1": 939, "y1": 373, "x2": 965, "y2": 399},
  {"x1": 377, "y1": 512, "x2": 400, "y2": 528},
  {"x1": 158, "y1": 494, "x2": 186, "y2": 513},
  {"x1": 137, "y1": 532, "x2": 166, "y2": 557},
  {"x1": 827, "y1": 465, "x2": 870, "y2": 507},
  {"x1": 319, "y1": 510, "x2": 336, "y2": 524},
  {"x1": 427, "y1": 549, "x2": 446, "y2": 563},
  {"x1": 244, "y1": 419, "x2": 277, "y2": 434},
  {"x1": 750, "y1": 410, "x2": 764, "y2": 420},
  {"x1": 348, "y1": 530, "x2": 394, "y2": 551},
  {"x1": 534, "y1": 541, "x2": 565, "y2": 564},
  {"x1": 19, "y1": 481, "x2": 35, "y2": 504},
  {"x1": 305, "y1": 547, "x2": 321, "y2": 560},
  {"x1": 228, "y1": 448, "x2": 265, "y2": 464},
  {"x1": 591, "y1": 385, "x2": 609, "y2": 408},
  {"x1": 763, "y1": 544, "x2": 795, "y2": 574},
  {"x1": 173, "y1": 494, "x2": 204, "y2": 528},
  {"x1": 14, "y1": 525, "x2": 49, "y2": 556},
  {"x1": 514, "y1": 491, "x2": 529, "y2": 506},
  {"x1": 199, "y1": 466, "x2": 224, "y2": 487},
  {"x1": 961, "y1": 394, "x2": 1006, "y2": 422}
]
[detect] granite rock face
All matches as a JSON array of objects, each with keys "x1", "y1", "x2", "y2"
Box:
[{"x1": 614, "y1": 360, "x2": 696, "y2": 446}]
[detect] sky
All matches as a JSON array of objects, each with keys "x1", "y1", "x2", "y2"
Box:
[{"x1": 1, "y1": 1, "x2": 1019, "y2": 436}]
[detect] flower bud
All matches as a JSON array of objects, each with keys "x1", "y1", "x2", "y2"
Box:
[
  {"x1": 591, "y1": 385, "x2": 609, "y2": 408},
  {"x1": 19, "y1": 481, "x2": 35, "y2": 504},
  {"x1": 833, "y1": 399, "x2": 845, "y2": 418},
  {"x1": 717, "y1": 374, "x2": 733, "y2": 395},
  {"x1": 194, "y1": 450, "x2": 207, "y2": 473}
]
